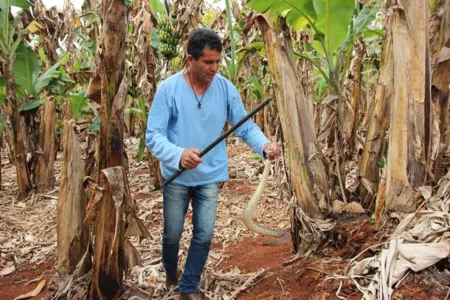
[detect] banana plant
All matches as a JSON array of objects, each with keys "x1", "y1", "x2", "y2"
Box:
[
  {"x1": 248, "y1": 0, "x2": 384, "y2": 204},
  {"x1": 248, "y1": 0, "x2": 383, "y2": 93},
  {"x1": 125, "y1": 96, "x2": 148, "y2": 161},
  {"x1": 0, "y1": 0, "x2": 75, "y2": 195},
  {"x1": 13, "y1": 44, "x2": 72, "y2": 109},
  {"x1": 0, "y1": 0, "x2": 36, "y2": 198}
]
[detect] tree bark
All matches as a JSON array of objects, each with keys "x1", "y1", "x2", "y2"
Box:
[
  {"x1": 90, "y1": 0, "x2": 128, "y2": 298},
  {"x1": 89, "y1": 168, "x2": 126, "y2": 300},
  {"x1": 256, "y1": 16, "x2": 327, "y2": 219},
  {"x1": 35, "y1": 96, "x2": 56, "y2": 190},
  {"x1": 359, "y1": 34, "x2": 394, "y2": 208},
  {"x1": 3, "y1": 57, "x2": 32, "y2": 199},
  {"x1": 56, "y1": 120, "x2": 90, "y2": 275},
  {"x1": 380, "y1": 0, "x2": 430, "y2": 213},
  {"x1": 97, "y1": 6, "x2": 127, "y2": 172}
]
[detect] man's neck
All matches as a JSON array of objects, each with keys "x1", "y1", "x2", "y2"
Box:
[{"x1": 186, "y1": 69, "x2": 209, "y2": 91}]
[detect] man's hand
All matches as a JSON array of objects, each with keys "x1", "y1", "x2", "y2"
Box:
[
  {"x1": 180, "y1": 148, "x2": 203, "y2": 169},
  {"x1": 263, "y1": 142, "x2": 280, "y2": 160}
]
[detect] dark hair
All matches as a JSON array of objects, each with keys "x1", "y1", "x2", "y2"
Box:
[{"x1": 187, "y1": 28, "x2": 222, "y2": 60}]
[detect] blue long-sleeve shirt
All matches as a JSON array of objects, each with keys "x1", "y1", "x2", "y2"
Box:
[{"x1": 145, "y1": 72, "x2": 269, "y2": 186}]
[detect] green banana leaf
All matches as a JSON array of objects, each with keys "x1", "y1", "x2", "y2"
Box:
[
  {"x1": 124, "y1": 96, "x2": 147, "y2": 123},
  {"x1": 0, "y1": 1, "x2": 7, "y2": 31},
  {"x1": 1, "y1": 0, "x2": 32, "y2": 30},
  {"x1": 149, "y1": 0, "x2": 165, "y2": 15},
  {"x1": 10, "y1": 0, "x2": 32, "y2": 8},
  {"x1": 353, "y1": 0, "x2": 383, "y2": 36},
  {"x1": 18, "y1": 99, "x2": 44, "y2": 112},
  {"x1": 125, "y1": 107, "x2": 144, "y2": 121},
  {"x1": 137, "y1": 96, "x2": 147, "y2": 122},
  {"x1": 90, "y1": 115, "x2": 101, "y2": 132},
  {"x1": 70, "y1": 91, "x2": 90, "y2": 120},
  {"x1": 13, "y1": 43, "x2": 40, "y2": 98},
  {"x1": 248, "y1": 0, "x2": 317, "y2": 27},
  {"x1": 312, "y1": 0, "x2": 355, "y2": 57},
  {"x1": 246, "y1": 75, "x2": 264, "y2": 100},
  {"x1": 137, "y1": 135, "x2": 147, "y2": 162},
  {"x1": 34, "y1": 52, "x2": 71, "y2": 95},
  {"x1": 363, "y1": 28, "x2": 385, "y2": 41},
  {"x1": 248, "y1": 0, "x2": 354, "y2": 56}
]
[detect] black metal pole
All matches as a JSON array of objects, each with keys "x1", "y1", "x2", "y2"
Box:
[{"x1": 162, "y1": 97, "x2": 272, "y2": 187}]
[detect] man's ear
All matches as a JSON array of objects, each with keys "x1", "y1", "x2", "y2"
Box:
[{"x1": 186, "y1": 54, "x2": 194, "y2": 65}]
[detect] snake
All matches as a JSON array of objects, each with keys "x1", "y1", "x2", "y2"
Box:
[{"x1": 243, "y1": 159, "x2": 290, "y2": 246}]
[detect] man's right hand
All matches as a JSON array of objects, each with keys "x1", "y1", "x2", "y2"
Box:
[{"x1": 180, "y1": 148, "x2": 203, "y2": 169}]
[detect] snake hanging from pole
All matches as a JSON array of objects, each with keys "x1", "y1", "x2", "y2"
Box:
[{"x1": 243, "y1": 159, "x2": 289, "y2": 246}]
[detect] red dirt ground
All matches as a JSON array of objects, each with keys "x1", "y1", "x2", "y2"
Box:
[
  {"x1": 0, "y1": 220, "x2": 447, "y2": 300},
  {"x1": 0, "y1": 260, "x2": 54, "y2": 300},
  {"x1": 219, "y1": 216, "x2": 448, "y2": 300}
]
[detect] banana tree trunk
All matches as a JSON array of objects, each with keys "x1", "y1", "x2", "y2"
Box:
[
  {"x1": 35, "y1": 96, "x2": 56, "y2": 190},
  {"x1": 377, "y1": 0, "x2": 430, "y2": 213},
  {"x1": 359, "y1": 35, "x2": 394, "y2": 208},
  {"x1": 3, "y1": 58, "x2": 32, "y2": 199},
  {"x1": 90, "y1": 0, "x2": 128, "y2": 298},
  {"x1": 430, "y1": 0, "x2": 450, "y2": 180},
  {"x1": 342, "y1": 40, "x2": 365, "y2": 156},
  {"x1": 256, "y1": 16, "x2": 327, "y2": 220},
  {"x1": 56, "y1": 120, "x2": 90, "y2": 275}
]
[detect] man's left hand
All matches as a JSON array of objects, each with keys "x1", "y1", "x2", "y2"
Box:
[{"x1": 263, "y1": 142, "x2": 280, "y2": 160}]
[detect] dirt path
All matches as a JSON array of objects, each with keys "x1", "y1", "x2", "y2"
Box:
[{"x1": 0, "y1": 139, "x2": 447, "y2": 299}]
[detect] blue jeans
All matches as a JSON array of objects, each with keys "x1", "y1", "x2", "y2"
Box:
[{"x1": 162, "y1": 181, "x2": 219, "y2": 294}]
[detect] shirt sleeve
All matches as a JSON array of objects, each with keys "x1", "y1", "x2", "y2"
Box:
[
  {"x1": 227, "y1": 85, "x2": 269, "y2": 157},
  {"x1": 145, "y1": 84, "x2": 184, "y2": 170}
]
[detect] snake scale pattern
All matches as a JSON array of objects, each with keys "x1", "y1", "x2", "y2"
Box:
[{"x1": 243, "y1": 159, "x2": 289, "y2": 246}]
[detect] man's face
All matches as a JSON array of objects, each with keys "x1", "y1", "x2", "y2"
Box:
[{"x1": 188, "y1": 47, "x2": 221, "y2": 84}]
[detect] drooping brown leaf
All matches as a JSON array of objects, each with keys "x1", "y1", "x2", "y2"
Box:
[
  {"x1": 130, "y1": 0, "x2": 158, "y2": 99},
  {"x1": 129, "y1": 0, "x2": 162, "y2": 189},
  {"x1": 32, "y1": 0, "x2": 72, "y2": 64},
  {"x1": 173, "y1": 0, "x2": 204, "y2": 66},
  {"x1": 85, "y1": 75, "x2": 102, "y2": 104},
  {"x1": 90, "y1": 167, "x2": 127, "y2": 299},
  {"x1": 124, "y1": 239, "x2": 142, "y2": 271}
]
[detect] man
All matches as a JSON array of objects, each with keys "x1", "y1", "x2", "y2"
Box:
[{"x1": 145, "y1": 28, "x2": 280, "y2": 300}]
